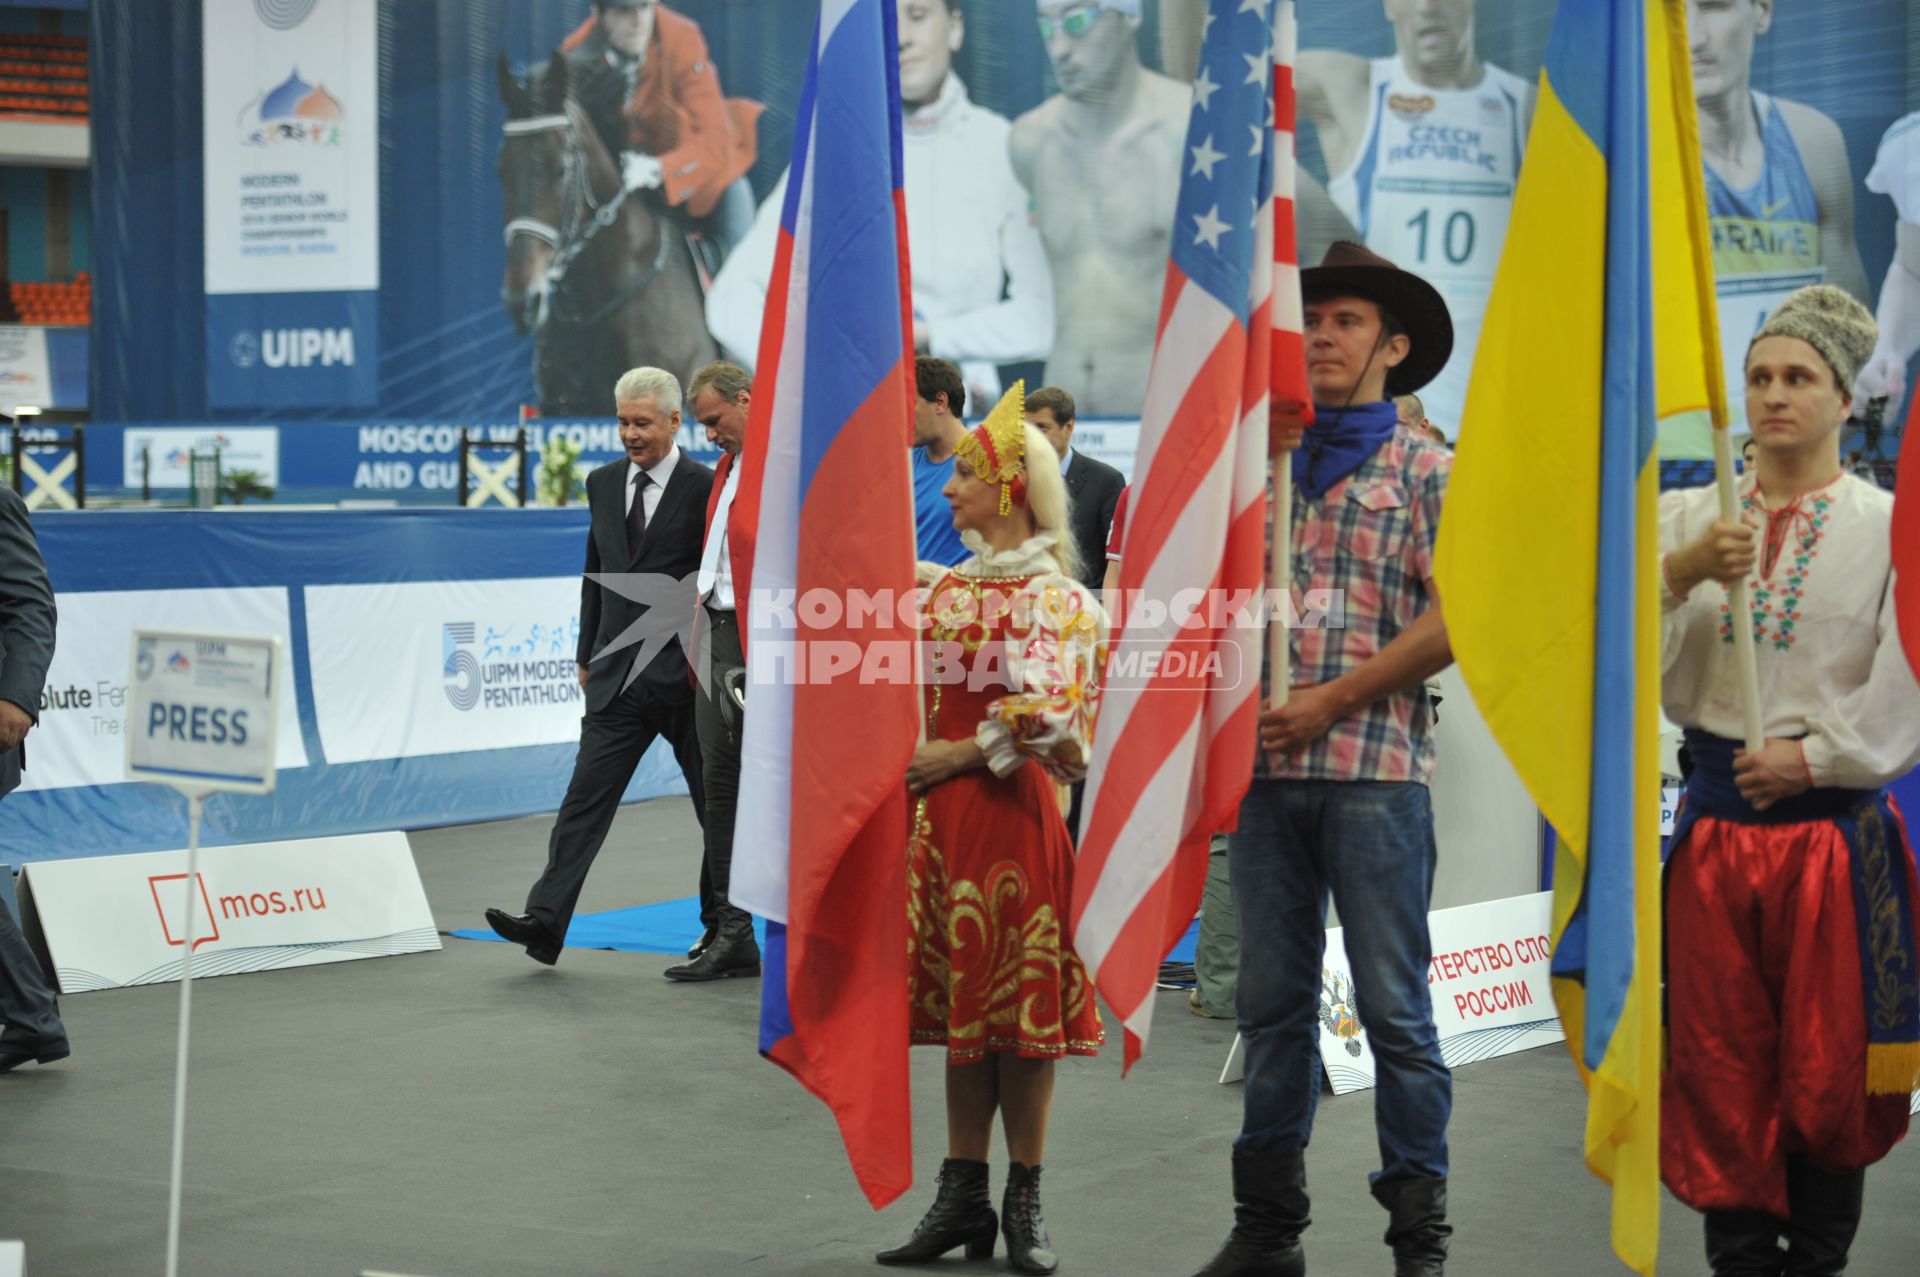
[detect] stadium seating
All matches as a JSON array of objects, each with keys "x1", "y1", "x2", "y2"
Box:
[
  {"x1": 0, "y1": 31, "x2": 86, "y2": 120},
  {"x1": 6, "y1": 273, "x2": 90, "y2": 325}
]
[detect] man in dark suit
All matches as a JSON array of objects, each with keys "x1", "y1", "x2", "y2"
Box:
[
  {"x1": 486, "y1": 366, "x2": 713, "y2": 965},
  {"x1": 0, "y1": 475, "x2": 67, "y2": 1073},
  {"x1": 1025, "y1": 385, "x2": 1124, "y2": 593},
  {"x1": 662, "y1": 360, "x2": 759, "y2": 982}
]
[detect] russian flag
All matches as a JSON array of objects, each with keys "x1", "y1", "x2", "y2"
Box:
[{"x1": 726, "y1": 0, "x2": 920, "y2": 1210}]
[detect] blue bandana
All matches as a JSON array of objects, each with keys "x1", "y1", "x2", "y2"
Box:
[{"x1": 1293, "y1": 400, "x2": 1398, "y2": 500}]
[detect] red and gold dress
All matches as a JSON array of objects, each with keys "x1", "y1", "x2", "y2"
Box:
[{"x1": 909, "y1": 537, "x2": 1109, "y2": 1063}]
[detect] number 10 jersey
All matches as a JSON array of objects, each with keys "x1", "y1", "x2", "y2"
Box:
[{"x1": 1329, "y1": 55, "x2": 1530, "y2": 440}]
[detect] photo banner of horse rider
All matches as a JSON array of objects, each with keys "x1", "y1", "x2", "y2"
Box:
[
  {"x1": 200, "y1": 0, "x2": 380, "y2": 410},
  {"x1": 99, "y1": 0, "x2": 1920, "y2": 459}
]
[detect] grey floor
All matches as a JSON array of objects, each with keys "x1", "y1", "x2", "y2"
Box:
[{"x1": 2, "y1": 795, "x2": 1916, "y2": 1277}]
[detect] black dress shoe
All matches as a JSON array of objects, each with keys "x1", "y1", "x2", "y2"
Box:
[
  {"x1": 664, "y1": 916, "x2": 759, "y2": 982},
  {"x1": 687, "y1": 924, "x2": 716, "y2": 960},
  {"x1": 484, "y1": 908, "x2": 561, "y2": 965},
  {"x1": 0, "y1": 1041, "x2": 70, "y2": 1073}
]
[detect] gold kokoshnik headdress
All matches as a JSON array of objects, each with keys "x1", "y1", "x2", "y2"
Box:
[{"x1": 953, "y1": 379, "x2": 1029, "y2": 516}]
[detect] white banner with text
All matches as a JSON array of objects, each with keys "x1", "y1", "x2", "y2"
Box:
[
  {"x1": 20, "y1": 831, "x2": 438, "y2": 993},
  {"x1": 24, "y1": 588, "x2": 307, "y2": 793},
  {"x1": 305, "y1": 577, "x2": 588, "y2": 764}
]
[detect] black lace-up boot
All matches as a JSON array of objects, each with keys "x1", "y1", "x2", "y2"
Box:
[{"x1": 875, "y1": 1157, "x2": 996, "y2": 1265}]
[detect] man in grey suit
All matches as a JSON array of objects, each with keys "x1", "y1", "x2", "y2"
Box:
[
  {"x1": 485, "y1": 367, "x2": 714, "y2": 966},
  {"x1": 0, "y1": 473, "x2": 67, "y2": 1073}
]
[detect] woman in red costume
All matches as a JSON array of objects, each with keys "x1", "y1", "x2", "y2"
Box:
[
  {"x1": 878, "y1": 382, "x2": 1107, "y2": 1276},
  {"x1": 1658, "y1": 284, "x2": 1920, "y2": 1275}
]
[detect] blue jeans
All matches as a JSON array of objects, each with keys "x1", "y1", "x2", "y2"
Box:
[{"x1": 1229, "y1": 778, "x2": 1450, "y2": 1185}]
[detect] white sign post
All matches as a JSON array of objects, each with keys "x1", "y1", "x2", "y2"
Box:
[{"x1": 126, "y1": 630, "x2": 281, "y2": 1277}]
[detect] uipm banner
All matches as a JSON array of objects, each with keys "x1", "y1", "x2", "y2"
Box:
[
  {"x1": 202, "y1": 0, "x2": 379, "y2": 408},
  {"x1": 18, "y1": 831, "x2": 439, "y2": 994}
]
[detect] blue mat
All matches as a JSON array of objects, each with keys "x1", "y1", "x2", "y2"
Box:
[
  {"x1": 451, "y1": 896, "x2": 765, "y2": 956},
  {"x1": 454, "y1": 897, "x2": 1197, "y2": 962}
]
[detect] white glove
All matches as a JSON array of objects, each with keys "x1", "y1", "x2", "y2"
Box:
[
  {"x1": 1855, "y1": 345, "x2": 1907, "y2": 424},
  {"x1": 620, "y1": 151, "x2": 664, "y2": 193}
]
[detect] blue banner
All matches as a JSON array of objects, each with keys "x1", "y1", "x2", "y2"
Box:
[
  {"x1": 204, "y1": 291, "x2": 379, "y2": 409},
  {"x1": 87, "y1": 1, "x2": 1920, "y2": 453}
]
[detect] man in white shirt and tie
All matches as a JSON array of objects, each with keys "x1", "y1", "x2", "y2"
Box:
[
  {"x1": 485, "y1": 366, "x2": 714, "y2": 966},
  {"x1": 664, "y1": 361, "x2": 761, "y2": 981}
]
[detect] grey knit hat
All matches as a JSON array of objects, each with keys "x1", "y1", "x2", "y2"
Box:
[{"x1": 1749, "y1": 284, "x2": 1878, "y2": 390}]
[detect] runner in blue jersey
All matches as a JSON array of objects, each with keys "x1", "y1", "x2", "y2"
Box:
[{"x1": 1687, "y1": 0, "x2": 1867, "y2": 454}]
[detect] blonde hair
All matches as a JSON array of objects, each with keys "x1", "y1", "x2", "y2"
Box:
[{"x1": 1020, "y1": 424, "x2": 1081, "y2": 582}]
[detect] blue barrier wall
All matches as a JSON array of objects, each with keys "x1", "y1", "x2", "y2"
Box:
[{"x1": 0, "y1": 508, "x2": 688, "y2": 860}]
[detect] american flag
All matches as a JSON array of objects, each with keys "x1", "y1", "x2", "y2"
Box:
[{"x1": 1073, "y1": 0, "x2": 1304, "y2": 1067}]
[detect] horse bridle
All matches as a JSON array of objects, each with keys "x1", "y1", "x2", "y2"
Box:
[{"x1": 500, "y1": 108, "x2": 674, "y2": 329}]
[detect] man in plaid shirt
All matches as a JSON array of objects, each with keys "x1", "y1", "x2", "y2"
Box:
[{"x1": 1194, "y1": 242, "x2": 1457, "y2": 1277}]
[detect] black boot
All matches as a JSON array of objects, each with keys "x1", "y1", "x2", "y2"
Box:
[
  {"x1": 1190, "y1": 1147, "x2": 1309, "y2": 1277},
  {"x1": 1372, "y1": 1176, "x2": 1451, "y2": 1277},
  {"x1": 1704, "y1": 1210, "x2": 1786, "y2": 1276},
  {"x1": 1002, "y1": 1161, "x2": 1057, "y2": 1275},
  {"x1": 663, "y1": 911, "x2": 760, "y2": 982},
  {"x1": 1783, "y1": 1157, "x2": 1864, "y2": 1276},
  {"x1": 875, "y1": 1158, "x2": 996, "y2": 1265}
]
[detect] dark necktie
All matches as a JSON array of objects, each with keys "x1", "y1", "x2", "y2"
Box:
[{"x1": 627, "y1": 470, "x2": 651, "y2": 558}]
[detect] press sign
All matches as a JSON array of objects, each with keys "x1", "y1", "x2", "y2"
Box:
[{"x1": 126, "y1": 630, "x2": 281, "y2": 794}]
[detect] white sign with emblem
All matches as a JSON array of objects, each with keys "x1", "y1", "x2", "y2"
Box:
[{"x1": 126, "y1": 630, "x2": 281, "y2": 794}]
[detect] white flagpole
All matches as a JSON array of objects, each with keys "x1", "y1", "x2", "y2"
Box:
[
  {"x1": 1269, "y1": 460, "x2": 1292, "y2": 708},
  {"x1": 1710, "y1": 428, "x2": 1765, "y2": 750}
]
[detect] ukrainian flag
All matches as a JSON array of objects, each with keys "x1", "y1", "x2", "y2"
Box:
[{"x1": 1434, "y1": 2, "x2": 1725, "y2": 1271}]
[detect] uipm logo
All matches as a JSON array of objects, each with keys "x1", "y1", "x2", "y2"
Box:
[
  {"x1": 260, "y1": 327, "x2": 356, "y2": 369},
  {"x1": 149, "y1": 873, "x2": 222, "y2": 952},
  {"x1": 442, "y1": 622, "x2": 480, "y2": 711}
]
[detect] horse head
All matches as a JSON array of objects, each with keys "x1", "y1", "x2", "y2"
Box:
[{"x1": 496, "y1": 51, "x2": 574, "y2": 335}]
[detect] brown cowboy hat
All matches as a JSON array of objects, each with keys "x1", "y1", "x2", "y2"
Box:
[{"x1": 1300, "y1": 240, "x2": 1453, "y2": 396}]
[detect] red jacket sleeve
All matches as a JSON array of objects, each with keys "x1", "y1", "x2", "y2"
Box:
[{"x1": 625, "y1": 11, "x2": 759, "y2": 217}]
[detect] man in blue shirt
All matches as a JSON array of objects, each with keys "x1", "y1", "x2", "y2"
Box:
[{"x1": 912, "y1": 356, "x2": 972, "y2": 567}]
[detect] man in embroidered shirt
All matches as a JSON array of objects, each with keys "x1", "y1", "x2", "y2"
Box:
[
  {"x1": 1192, "y1": 241, "x2": 1456, "y2": 1277},
  {"x1": 1657, "y1": 284, "x2": 1920, "y2": 1275}
]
